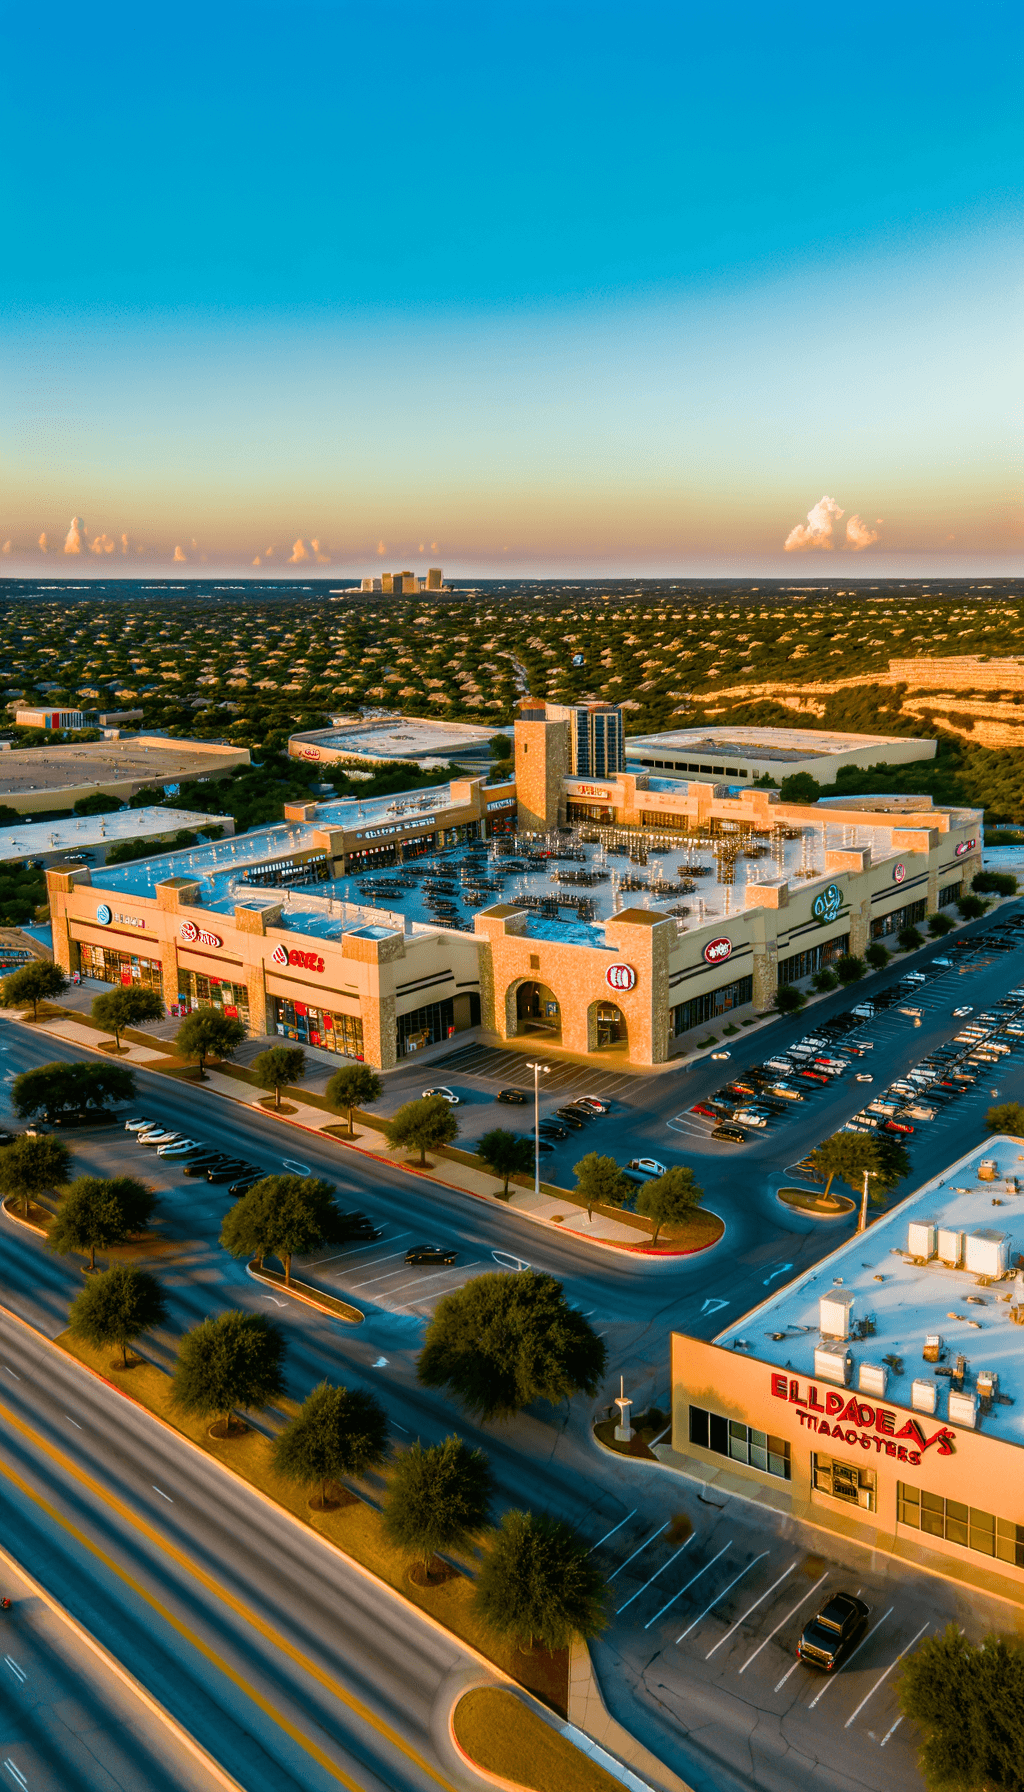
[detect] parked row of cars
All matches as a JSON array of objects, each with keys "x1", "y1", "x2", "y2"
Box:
[
  {"x1": 690, "y1": 1011, "x2": 878, "y2": 1142},
  {"x1": 844, "y1": 986, "x2": 1024, "y2": 1139}
]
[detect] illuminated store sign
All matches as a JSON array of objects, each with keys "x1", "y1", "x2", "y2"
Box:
[
  {"x1": 357, "y1": 818, "x2": 436, "y2": 840},
  {"x1": 812, "y1": 883, "x2": 843, "y2": 923},
  {"x1": 486, "y1": 798, "x2": 516, "y2": 812},
  {"x1": 955, "y1": 839, "x2": 977, "y2": 857},
  {"x1": 179, "y1": 919, "x2": 223, "y2": 949},
  {"x1": 606, "y1": 962, "x2": 637, "y2": 992},
  {"x1": 703, "y1": 936, "x2": 733, "y2": 965},
  {"x1": 893, "y1": 863, "x2": 906, "y2": 884},
  {"x1": 96, "y1": 904, "x2": 146, "y2": 930},
  {"x1": 271, "y1": 943, "x2": 325, "y2": 974},
  {"x1": 573, "y1": 784, "x2": 614, "y2": 800},
  {"x1": 771, "y1": 1375, "x2": 955, "y2": 1463}
]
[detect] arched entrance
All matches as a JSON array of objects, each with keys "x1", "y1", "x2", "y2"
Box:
[
  {"x1": 590, "y1": 999, "x2": 628, "y2": 1051},
  {"x1": 514, "y1": 980, "x2": 562, "y2": 1041}
]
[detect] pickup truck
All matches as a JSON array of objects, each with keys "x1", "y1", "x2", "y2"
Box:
[{"x1": 797, "y1": 1593, "x2": 869, "y2": 1671}]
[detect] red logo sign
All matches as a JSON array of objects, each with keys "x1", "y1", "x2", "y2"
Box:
[
  {"x1": 272, "y1": 944, "x2": 325, "y2": 974},
  {"x1": 179, "y1": 919, "x2": 222, "y2": 949},
  {"x1": 704, "y1": 936, "x2": 733, "y2": 965},
  {"x1": 893, "y1": 862, "x2": 906, "y2": 884},
  {"x1": 606, "y1": 962, "x2": 637, "y2": 992},
  {"x1": 956, "y1": 839, "x2": 976, "y2": 857},
  {"x1": 771, "y1": 1374, "x2": 955, "y2": 1464}
]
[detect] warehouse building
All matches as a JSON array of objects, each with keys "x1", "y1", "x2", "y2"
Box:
[
  {"x1": 0, "y1": 737, "x2": 249, "y2": 814},
  {"x1": 0, "y1": 806, "x2": 233, "y2": 871},
  {"x1": 668, "y1": 1138, "x2": 1024, "y2": 1601},
  {"x1": 624, "y1": 723, "x2": 936, "y2": 786}
]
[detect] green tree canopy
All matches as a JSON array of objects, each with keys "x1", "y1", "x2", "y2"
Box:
[
  {"x1": 473, "y1": 1510, "x2": 607, "y2": 1652},
  {"x1": 174, "y1": 1009, "x2": 246, "y2": 1078},
  {"x1": 957, "y1": 894, "x2": 987, "y2": 921},
  {"x1": 865, "y1": 941, "x2": 890, "y2": 968},
  {"x1": 898, "y1": 1623, "x2": 1024, "y2": 1792},
  {"x1": 478, "y1": 1128, "x2": 535, "y2": 1199},
  {"x1": 973, "y1": 870, "x2": 1017, "y2": 896},
  {"x1": 774, "y1": 985, "x2": 806, "y2": 1013},
  {"x1": 67, "y1": 1263, "x2": 167, "y2": 1366},
  {"x1": 49, "y1": 1175, "x2": 156, "y2": 1272},
  {"x1": 0, "y1": 1133, "x2": 71, "y2": 1218},
  {"x1": 385, "y1": 1094, "x2": 459, "y2": 1165},
  {"x1": 778, "y1": 773, "x2": 821, "y2": 804},
  {"x1": 836, "y1": 953, "x2": 865, "y2": 984},
  {"x1": 171, "y1": 1309, "x2": 286, "y2": 1434},
  {"x1": 418, "y1": 1270, "x2": 607, "y2": 1421},
  {"x1": 273, "y1": 1381, "x2": 389, "y2": 1507},
  {"x1": 987, "y1": 1102, "x2": 1024, "y2": 1139},
  {"x1": 807, "y1": 1130, "x2": 907, "y2": 1204},
  {"x1": 0, "y1": 960, "x2": 69, "y2": 1018},
  {"x1": 220, "y1": 1174, "x2": 354, "y2": 1284},
  {"x1": 251, "y1": 1045, "x2": 307, "y2": 1109},
  {"x1": 572, "y1": 1151, "x2": 628, "y2": 1222},
  {"x1": 383, "y1": 1435, "x2": 493, "y2": 1571},
  {"x1": 12, "y1": 1060, "x2": 136, "y2": 1124},
  {"x1": 927, "y1": 912, "x2": 955, "y2": 937},
  {"x1": 897, "y1": 927, "x2": 924, "y2": 952},
  {"x1": 91, "y1": 985, "x2": 164, "y2": 1050},
  {"x1": 635, "y1": 1165, "x2": 703, "y2": 1244},
  {"x1": 325, "y1": 1063, "x2": 384, "y2": 1136}
]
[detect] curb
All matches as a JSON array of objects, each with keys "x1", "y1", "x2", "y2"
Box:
[{"x1": 244, "y1": 1258, "x2": 363, "y2": 1324}]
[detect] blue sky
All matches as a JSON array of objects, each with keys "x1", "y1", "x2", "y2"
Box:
[{"x1": 2, "y1": 0, "x2": 1020, "y2": 574}]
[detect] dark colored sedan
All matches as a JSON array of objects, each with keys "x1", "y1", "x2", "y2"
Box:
[
  {"x1": 404, "y1": 1246, "x2": 458, "y2": 1265},
  {"x1": 207, "y1": 1160, "x2": 257, "y2": 1182},
  {"x1": 182, "y1": 1154, "x2": 232, "y2": 1177},
  {"x1": 496, "y1": 1088, "x2": 528, "y2": 1105},
  {"x1": 539, "y1": 1122, "x2": 569, "y2": 1140},
  {"x1": 555, "y1": 1108, "x2": 587, "y2": 1128},
  {"x1": 712, "y1": 1124, "x2": 747, "y2": 1143},
  {"x1": 228, "y1": 1173, "x2": 265, "y2": 1198},
  {"x1": 798, "y1": 1593, "x2": 869, "y2": 1671}
]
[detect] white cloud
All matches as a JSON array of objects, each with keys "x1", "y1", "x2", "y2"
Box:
[
  {"x1": 173, "y1": 545, "x2": 187, "y2": 562},
  {"x1": 89, "y1": 532, "x2": 116, "y2": 555},
  {"x1": 38, "y1": 532, "x2": 48, "y2": 553},
  {"x1": 783, "y1": 495, "x2": 844, "y2": 552},
  {"x1": 121, "y1": 532, "x2": 130, "y2": 554},
  {"x1": 2, "y1": 541, "x2": 11, "y2": 555},
  {"x1": 287, "y1": 539, "x2": 311, "y2": 563},
  {"x1": 63, "y1": 516, "x2": 86, "y2": 555},
  {"x1": 311, "y1": 538, "x2": 330, "y2": 564},
  {"x1": 252, "y1": 555, "x2": 261, "y2": 566},
  {"x1": 376, "y1": 538, "x2": 387, "y2": 556},
  {"x1": 846, "y1": 514, "x2": 881, "y2": 550}
]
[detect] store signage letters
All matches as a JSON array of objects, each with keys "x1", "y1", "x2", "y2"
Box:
[
  {"x1": 813, "y1": 882, "x2": 843, "y2": 924},
  {"x1": 704, "y1": 936, "x2": 733, "y2": 965},
  {"x1": 96, "y1": 904, "x2": 147, "y2": 930},
  {"x1": 573, "y1": 784, "x2": 613, "y2": 799},
  {"x1": 955, "y1": 839, "x2": 977, "y2": 857},
  {"x1": 271, "y1": 942, "x2": 325, "y2": 974},
  {"x1": 358, "y1": 818, "x2": 435, "y2": 840},
  {"x1": 771, "y1": 1375, "x2": 955, "y2": 1462},
  {"x1": 179, "y1": 919, "x2": 223, "y2": 949},
  {"x1": 486, "y1": 797, "x2": 516, "y2": 812},
  {"x1": 893, "y1": 862, "x2": 906, "y2": 884},
  {"x1": 606, "y1": 962, "x2": 637, "y2": 992}
]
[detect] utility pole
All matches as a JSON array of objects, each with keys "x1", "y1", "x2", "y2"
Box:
[
  {"x1": 858, "y1": 1169, "x2": 878, "y2": 1233},
  {"x1": 526, "y1": 1060, "x2": 551, "y2": 1195}
]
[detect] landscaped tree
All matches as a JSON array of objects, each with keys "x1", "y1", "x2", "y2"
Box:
[
  {"x1": 835, "y1": 953, "x2": 865, "y2": 984},
  {"x1": 251, "y1": 1045, "x2": 307, "y2": 1110},
  {"x1": 220, "y1": 1174, "x2": 354, "y2": 1284},
  {"x1": 987, "y1": 1102, "x2": 1024, "y2": 1139},
  {"x1": 778, "y1": 772, "x2": 821, "y2": 804},
  {"x1": 478, "y1": 1128, "x2": 535, "y2": 1199},
  {"x1": 12, "y1": 1060, "x2": 136, "y2": 1125},
  {"x1": 385, "y1": 1094, "x2": 459, "y2": 1166},
  {"x1": 0, "y1": 959, "x2": 69, "y2": 1019},
  {"x1": 49, "y1": 1175, "x2": 156, "y2": 1272},
  {"x1": 383, "y1": 1435, "x2": 494, "y2": 1576},
  {"x1": 171, "y1": 1309, "x2": 286, "y2": 1437},
  {"x1": 865, "y1": 941, "x2": 890, "y2": 969},
  {"x1": 474, "y1": 1510, "x2": 607, "y2": 1652},
  {"x1": 325, "y1": 1063, "x2": 384, "y2": 1136},
  {"x1": 418, "y1": 1270, "x2": 606, "y2": 1421},
  {"x1": 973, "y1": 870, "x2": 1018, "y2": 897},
  {"x1": 572, "y1": 1152, "x2": 628, "y2": 1223},
  {"x1": 0, "y1": 1133, "x2": 71, "y2": 1218},
  {"x1": 806, "y1": 1131, "x2": 881, "y2": 1203},
  {"x1": 91, "y1": 985, "x2": 164, "y2": 1051},
  {"x1": 774, "y1": 985, "x2": 806, "y2": 1014},
  {"x1": 897, "y1": 926, "x2": 924, "y2": 952},
  {"x1": 67, "y1": 1263, "x2": 167, "y2": 1366},
  {"x1": 273, "y1": 1381, "x2": 389, "y2": 1508},
  {"x1": 898, "y1": 1623, "x2": 1024, "y2": 1792},
  {"x1": 927, "y1": 912, "x2": 955, "y2": 937},
  {"x1": 957, "y1": 893, "x2": 987, "y2": 921},
  {"x1": 174, "y1": 1009, "x2": 246, "y2": 1079},
  {"x1": 635, "y1": 1165, "x2": 704, "y2": 1244},
  {"x1": 811, "y1": 968, "x2": 839, "y2": 992}
]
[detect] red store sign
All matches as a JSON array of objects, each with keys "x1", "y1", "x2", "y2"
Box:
[
  {"x1": 271, "y1": 943, "x2": 325, "y2": 974},
  {"x1": 704, "y1": 936, "x2": 733, "y2": 965},
  {"x1": 771, "y1": 1374, "x2": 955, "y2": 1465},
  {"x1": 179, "y1": 919, "x2": 223, "y2": 949}
]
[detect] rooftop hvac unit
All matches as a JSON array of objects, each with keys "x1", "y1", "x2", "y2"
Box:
[
  {"x1": 978, "y1": 1159, "x2": 998, "y2": 1182},
  {"x1": 819, "y1": 1290, "x2": 856, "y2": 1338},
  {"x1": 814, "y1": 1341, "x2": 853, "y2": 1386},
  {"x1": 907, "y1": 1221, "x2": 937, "y2": 1260},
  {"x1": 923, "y1": 1334, "x2": 944, "y2": 1363},
  {"x1": 937, "y1": 1228, "x2": 964, "y2": 1267},
  {"x1": 912, "y1": 1378, "x2": 937, "y2": 1413},
  {"x1": 977, "y1": 1369, "x2": 999, "y2": 1400},
  {"x1": 948, "y1": 1390, "x2": 978, "y2": 1429},
  {"x1": 965, "y1": 1229, "x2": 1010, "y2": 1278},
  {"x1": 858, "y1": 1362, "x2": 888, "y2": 1397}
]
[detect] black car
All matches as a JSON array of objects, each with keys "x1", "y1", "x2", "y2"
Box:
[
  {"x1": 712, "y1": 1123, "x2": 747, "y2": 1143},
  {"x1": 555, "y1": 1107, "x2": 587, "y2": 1128},
  {"x1": 404, "y1": 1245, "x2": 458, "y2": 1265},
  {"x1": 539, "y1": 1121, "x2": 569, "y2": 1140},
  {"x1": 496, "y1": 1088, "x2": 528, "y2": 1105},
  {"x1": 228, "y1": 1173, "x2": 265, "y2": 1197},
  {"x1": 182, "y1": 1154, "x2": 232, "y2": 1177},
  {"x1": 207, "y1": 1160, "x2": 256, "y2": 1183},
  {"x1": 561, "y1": 1103, "x2": 596, "y2": 1121},
  {"x1": 797, "y1": 1593, "x2": 870, "y2": 1671}
]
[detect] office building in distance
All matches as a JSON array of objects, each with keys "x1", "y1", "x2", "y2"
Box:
[{"x1": 625, "y1": 724, "x2": 936, "y2": 786}]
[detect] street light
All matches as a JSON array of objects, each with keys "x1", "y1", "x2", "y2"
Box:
[
  {"x1": 858, "y1": 1168, "x2": 878, "y2": 1234},
  {"x1": 526, "y1": 1060, "x2": 551, "y2": 1194}
]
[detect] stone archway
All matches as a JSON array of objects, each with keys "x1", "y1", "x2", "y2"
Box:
[
  {"x1": 509, "y1": 978, "x2": 562, "y2": 1042},
  {"x1": 589, "y1": 998, "x2": 628, "y2": 1052}
]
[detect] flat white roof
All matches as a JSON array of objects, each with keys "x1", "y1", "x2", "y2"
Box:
[
  {"x1": 627, "y1": 725, "x2": 931, "y2": 764},
  {"x1": 0, "y1": 806, "x2": 227, "y2": 859},
  {"x1": 293, "y1": 718, "x2": 504, "y2": 760},
  {"x1": 715, "y1": 1137, "x2": 1024, "y2": 1447}
]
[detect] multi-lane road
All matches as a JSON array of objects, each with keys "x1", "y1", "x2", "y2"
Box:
[{"x1": 2, "y1": 905, "x2": 1024, "y2": 1792}]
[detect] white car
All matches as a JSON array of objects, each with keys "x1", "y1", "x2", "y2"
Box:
[
  {"x1": 907, "y1": 1104, "x2": 938, "y2": 1120},
  {"x1": 138, "y1": 1129, "x2": 181, "y2": 1146},
  {"x1": 855, "y1": 1072, "x2": 873, "y2": 1083},
  {"x1": 710, "y1": 1050, "x2": 731, "y2": 1060},
  {"x1": 628, "y1": 1157, "x2": 667, "y2": 1178},
  {"x1": 953, "y1": 1006, "x2": 974, "y2": 1017},
  {"x1": 732, "y1": 1107, "x2": 770, "y2": 1128},
  {"x1": 157, "y1": 1137, "x2": 204, "y2": 1157},
  {"x1": 422, "y1": 1087, "x2": 460, "y2": 1105},
  {"x1": 124, "y1": 1116, "x2": 157, "y2": 1133},
  {"x1": 576, "y1": 1096, "x2": 610, "y2": 1114}
]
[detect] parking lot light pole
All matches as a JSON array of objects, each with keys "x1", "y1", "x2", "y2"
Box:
[
  {"x1": 526, "y1": 1061, "x2": 550, "y2": 1195},
  {"x1": 858, "y1": 1169, "x2": 878, "y2": 1234}
]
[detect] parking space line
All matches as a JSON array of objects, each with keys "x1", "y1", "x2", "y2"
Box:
[
  {"x1": 705, "y1": 1560, "x2": 798, "y2": 1660},
  {"x1": 644, "y1": 1542, "x2": 730, "y2": 1630},
  {"x1": 589, "y1": 1510, "x2": 637, "y2": 1554},
  {"x1": 880, "y1": 1715, "x2": 904, "y2": 1748},
  {"x1": 774, "y1": 1656, "x2": 804, "y2": 1693},
  {"x1": 607, "y1": 1521, "x2": 670, "y2": 1584},
  {"x1": 843, "y1": 1621, "x2": 929, "y2": 1729},
  {"x1": 675, "y1": 1551, "x2": 769, "y2": 1645},
  {"x1": 317, "y1": 1234, "x2": 409, "y2": 1264},
  {"x1": 616, "y1": 1539, "x2": 692, "y2": 1615},
  {"x1": 346, "y1": 1251, "x2": 421, "y2": 1288},
  {"x1": 385, "y1": 1262, "x2": 483, "y2": 1297},
  {"x1": 807, "y1": 1607, "x2": 893, "y2": 1708}
]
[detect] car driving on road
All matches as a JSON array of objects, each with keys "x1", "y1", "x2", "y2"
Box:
[{"x1": 422, "y1": 1087, "x2": 459, "y2": 1104}]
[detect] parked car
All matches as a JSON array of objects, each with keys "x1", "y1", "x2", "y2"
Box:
[
  {"x1": 621, "y1": 1157, "x2": 667, "y2": 1184},
  {"x1": 182, "y1": 1154, "x2": 232, "y2": 1177},
  {"x1": 539, "y1": 1121, "x2": 569, "y2": 1140},
  {"x1": 732, "y1": 1107, "x2": 770, "y2": 1128},
  {"x1": 157, "y1": 1137, "x2": 204, "y2": 1157},
  {"x1": 691, "y1": 1102, "x2": 721, "y2": 1119},
  {"x1": 797, "y1": 1593, "x2": 869, "y2": 1672},
  {"x1": 555, "y1": 1107, "x2": 586, "y2": 1128},
  {"x1": 207, "y1": 1160, "x2": 256, "y2": 1182},
  {"x1": 138, "y1": 1129, "x2": 182, "y2": 1147},
  {"x1": 496, "y1": 1088, "x2": 527, "y2": 1105},
  {"x1": 339, "y1": 1211, "x2": 383, "y2": 1239},
  {"x1": 124, "y1": 1116, "x2": 157, "y2": 1133},
  {"x1": 404, "y1": 1245, "x2": 458, "y2": 1265},
  {"x1": 882, "y1": 1119, "x2": 914, "y2": 1135},
  {"x1": 766, "y1": 1082, "x2": 805, "y2": 1101},
  {"x1": 228, "y1": 1174, "x2": 265, "y2": 1197},
  {"x1": 712, "y1": 1124, "x2": 747, "y2": 1143},
  {"x1": 422, "y1": 1087, "x2": 459, "y2": 1105},
  {"x1": 575, "y1": 1097, "x2": 611, "y2": 1114}
]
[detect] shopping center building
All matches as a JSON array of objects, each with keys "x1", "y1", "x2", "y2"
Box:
[
  {"x1": 44, "y1": 704, "x2": 982, "y2": 1071},
  {"x1": 669, "y1": 1138, "x2": 1024, "y2": 1600}
]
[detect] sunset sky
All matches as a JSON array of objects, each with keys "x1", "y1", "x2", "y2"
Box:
[{"x1": 2, "y1": 0, "x2": 1019, "y2": 577}]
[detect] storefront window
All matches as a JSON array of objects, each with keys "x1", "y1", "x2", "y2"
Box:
[
  {"x1": 672, "y1": 975, "x2": 753, "y2": 1036},
  {"x1": 397, "y1": 997, "x2": 455, "y2": 1054},
  {"x1": 898, "y1": 1484, "x2": 1023, "y2": 1564},
  {"x1": 937, "y1": 881, "x2": 962, "y2": 908},
  {"x1": 271, "y1": 996, "x2": 363, "y2": 1058},
  {"x1": 813, "y1": 1453, "x2": 876, "y2": 1512},
  {"x1": 871, "y1": 899, "x2": 927, "y2": 940},
  {"x1": 688, "y1": 1405, "x2": 790, "y2": 1480},
  {"x1": 79, "y1": 942, "x2": 162, "y2": 990},
  {"x1": 778, "y1": 935, "x2": 850, "y2": 986},
  {"x1": 178, "y1": 967, "x2": 250, "y2": 1027}
]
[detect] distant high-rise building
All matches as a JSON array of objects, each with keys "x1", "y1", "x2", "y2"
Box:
[
  {"x1": 426, "y1": 567, "x2": 443, "y2": 589},
  {"x1": 381, "y1": 573, "x2": 395, "y2": 594},
  {"x1": 546, "y1": 701, "x2": 624, "y2": 777},
  {"x1": 400, "y1": 570, "x2": 418, "y2": 594}
]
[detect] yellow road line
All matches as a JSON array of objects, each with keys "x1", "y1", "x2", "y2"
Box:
[{"x1": 0, "y1": 1397, "x2": 455, "y2": 1792}]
